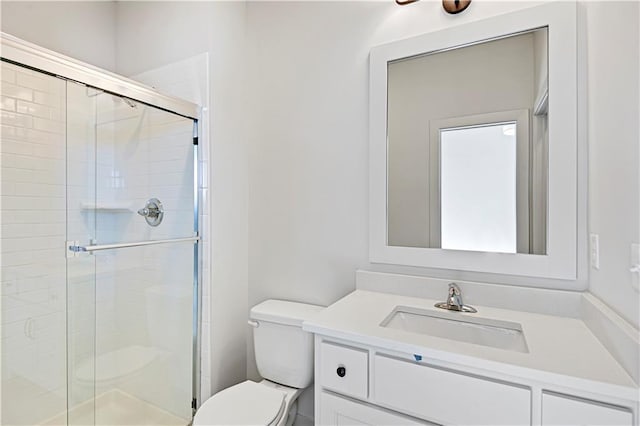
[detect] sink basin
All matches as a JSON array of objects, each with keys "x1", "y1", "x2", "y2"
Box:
[{"x1": 381, "y1": 306, "x2": 528, "y2": 353}]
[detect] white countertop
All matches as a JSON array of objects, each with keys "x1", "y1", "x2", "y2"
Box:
[{"x1": 303, "y1": 290, "x2": 638, "y2": 400}]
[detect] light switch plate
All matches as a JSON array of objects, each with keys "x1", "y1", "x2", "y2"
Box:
[
  {"x1": 630, "y1": 243, "x2": 640, "y2": 292},
  {"x1": 589, "y1": 234, "x2": 599, "y2": 270},
  {"x1": 630, "y1": 243, "x2": 640, "y2": 265}
]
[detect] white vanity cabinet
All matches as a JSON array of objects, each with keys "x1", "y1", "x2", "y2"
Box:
[{"x1": 314, "y1": 336, "x2": 637, "y2": 426}]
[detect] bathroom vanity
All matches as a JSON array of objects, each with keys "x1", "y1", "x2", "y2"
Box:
[{"x1": 303, "y1": 289, "x2": 639, "y2": 426}]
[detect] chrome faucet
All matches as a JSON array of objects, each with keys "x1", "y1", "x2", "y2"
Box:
[
  {"x1": 446, "y1": 283, "x2": 464, "y2": 308},
  {"x1": 435, "y1": 283, "x2": 477, "y2": 313}
]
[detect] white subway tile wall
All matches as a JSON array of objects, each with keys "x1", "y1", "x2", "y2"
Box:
[{"x1": 1, "y1": 61, "x2": 68, "y2": 425}]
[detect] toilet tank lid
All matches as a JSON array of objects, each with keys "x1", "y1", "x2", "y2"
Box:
[{"x1": 250, "y1": 300, "x2": 325, "y2": 327}]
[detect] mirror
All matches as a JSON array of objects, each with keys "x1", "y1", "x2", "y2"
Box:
[
  {"x1": 387, "y1": 28, "x2": 548, "y2": 255},
  {"x1": 369, "y1": 3, "x2": 583, "y2": 283}
]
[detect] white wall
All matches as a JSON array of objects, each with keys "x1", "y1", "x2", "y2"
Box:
[
  {"x1": 115, "y1": 1, "x2": 250, "y2": 399},
  {"x1": 584, "y1": 1, "x2": 640, "y2": 328},
  {"x1": 0, "y1": 1, "x2": 117, "y2": 71}
]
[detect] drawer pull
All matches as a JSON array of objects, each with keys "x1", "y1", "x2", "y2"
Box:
[{"x1": 320, "y1": 342, "x2": 368, "y2": 399}]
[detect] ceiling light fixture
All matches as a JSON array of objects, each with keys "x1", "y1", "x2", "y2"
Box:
[{"x1": 395, "y1": 0, "x2": 472, "y2": 15}]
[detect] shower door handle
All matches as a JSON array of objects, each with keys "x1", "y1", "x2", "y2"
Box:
[{"x1": 68, "y1": 235, "x2": 199, "y2": 253}]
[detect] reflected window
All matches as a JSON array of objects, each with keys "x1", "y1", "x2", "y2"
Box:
[{"x1": 440, "y1": 122, "x2": 517, "y2": 253}]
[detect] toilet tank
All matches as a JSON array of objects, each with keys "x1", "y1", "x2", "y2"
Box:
[{"x1": 250, "y1": 300, "x2": 324, "y2": 389}]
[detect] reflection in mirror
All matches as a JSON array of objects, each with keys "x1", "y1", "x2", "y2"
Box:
[
  {"x1": 440, "y1": 122, "x2": 517, "y2": 253},
  {"x1": 387, "y1": 27, "x2": 548, "y2": 254}
]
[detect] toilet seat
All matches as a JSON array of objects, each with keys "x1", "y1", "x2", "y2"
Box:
[{"x1": 193, "y1": 381, "x2": 286, "y2": 426}]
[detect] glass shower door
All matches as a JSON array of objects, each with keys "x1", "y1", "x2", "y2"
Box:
[{"x1": 66, "y1": 83, "x2": 197, "y2": 426}]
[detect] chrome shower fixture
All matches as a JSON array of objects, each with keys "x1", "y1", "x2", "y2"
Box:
[{"x1": 138, "y1": 198, "x2": 164, "y2": 227}]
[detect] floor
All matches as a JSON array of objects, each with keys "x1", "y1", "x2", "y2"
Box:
[
  {"x1": 1, "y1": 376, "x2": 67, "y2": 426},
  {"x1": 293, "y1": 414, "x2": 314, "y2": 426},
  {"x1": 41, "y1": 389, "x2": 189, "y2": 426}
]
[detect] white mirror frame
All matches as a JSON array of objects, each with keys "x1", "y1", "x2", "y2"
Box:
[{"x1": 369, "y1": 3, "x2": 582, "y2": 281}]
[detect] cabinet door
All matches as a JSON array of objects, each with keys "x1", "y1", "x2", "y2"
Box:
[
  {"x1": 374, "y1": 354, "x2": 531, "y2": 426},
  {"x1": 542, "y1": 392, "x2": 633, "y2": 426},
  {"x1": 319, "y1": 391, "x2": 432, "y2": 426}
]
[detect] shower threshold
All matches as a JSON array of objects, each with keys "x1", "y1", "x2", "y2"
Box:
[{"x1": 40, "y1": 389, "x2": 189, "y2": 426}]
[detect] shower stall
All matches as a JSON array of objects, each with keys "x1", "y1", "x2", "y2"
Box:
[{"x1": 1, "y1": 34, "x2": 201, "y2": 425}]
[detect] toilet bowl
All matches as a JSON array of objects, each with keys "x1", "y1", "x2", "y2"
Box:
[
  {"x1": 193, "y1": 380, "x2": 301, "y2": 426},
  {"x1": 193, "y1": 300, "x2": 324, "y2": 426}
]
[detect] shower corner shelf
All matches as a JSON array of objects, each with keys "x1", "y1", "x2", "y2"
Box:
[{"x1": 80, "y1": 202, "x2": 134, "y2": 212}]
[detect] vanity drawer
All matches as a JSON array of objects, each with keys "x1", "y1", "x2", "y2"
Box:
[
  {"x1": 542, "y1": 392, "x2": 633, "y2": 426},
  {"x1": 319, "y1": 341, "x2": 369, "y2": 400},
  {"x1": 373, "y1": 354, "x2": 531, "y2": 425}
]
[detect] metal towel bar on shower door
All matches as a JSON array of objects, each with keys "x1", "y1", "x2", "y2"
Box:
[{"x1": 68, "y1": 236, "x2": 200, "y2": 253}]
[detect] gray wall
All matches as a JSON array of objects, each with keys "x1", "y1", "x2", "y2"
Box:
[
  {"x1": 585, "y1": 2, "x2": 640, "y2": 328},
  {"x1": 1, "y1": 1, "x2": 117, "y2": 71},
  {"x1": 387, "y1": 32, "x2": 536, "y2": 248}
]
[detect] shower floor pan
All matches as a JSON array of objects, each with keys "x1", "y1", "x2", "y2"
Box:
[{"x1": 41, "y1": 389, "x2": 188, "y2": 426}]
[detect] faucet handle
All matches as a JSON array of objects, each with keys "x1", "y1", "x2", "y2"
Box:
[
  {"x1": 448, "y1": 283, "x2": 461, "y2": 296},
  {"x1": 447, "y1": 283, "x2": 464, "y2": 309},
  {"x1": 436, "y1": 282, "x2": 477, "y2": 313}
]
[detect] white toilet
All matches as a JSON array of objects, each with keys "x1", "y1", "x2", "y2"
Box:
[{"x1": 193, "y1": 299, "x2": 324, "y2": 426}]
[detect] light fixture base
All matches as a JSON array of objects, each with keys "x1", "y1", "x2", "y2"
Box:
[{"x1": 442, "y1": 0, "x2": 471, "y2": 14}]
